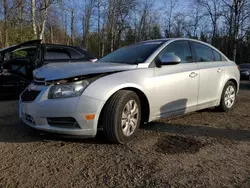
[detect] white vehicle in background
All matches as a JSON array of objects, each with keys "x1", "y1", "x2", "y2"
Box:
[{"x1": 19, "y1": 38, "x2": 240, "y2": 144}]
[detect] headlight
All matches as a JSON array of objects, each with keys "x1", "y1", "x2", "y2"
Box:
[{"x1": 48, "y1": 80, "x2": 89, "y2": 99}]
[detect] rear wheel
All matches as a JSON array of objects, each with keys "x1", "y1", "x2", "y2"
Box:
[
  {"x1": 218, "y1": 81, "x2": 236, "y2": 112},
  {"x1": 102, "y1": 90, "x2": 141, "y2": 144}
]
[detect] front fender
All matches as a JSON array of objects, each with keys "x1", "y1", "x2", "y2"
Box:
[{"x1": 82, "y1": 69, "x2": 153, "y2": 102}]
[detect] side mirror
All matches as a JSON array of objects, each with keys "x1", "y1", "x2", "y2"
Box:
[{"x1": 159, "y1": 53, "x2": 181, "y2": 65}]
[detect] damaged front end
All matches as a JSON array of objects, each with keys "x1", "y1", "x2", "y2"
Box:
[{"x1": 32, "y1": 71, "x2": 119, "y2": 99}]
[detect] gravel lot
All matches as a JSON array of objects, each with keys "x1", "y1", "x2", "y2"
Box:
[{"x1": 0, "y1": 81, "x2": 250, "y2": 188}]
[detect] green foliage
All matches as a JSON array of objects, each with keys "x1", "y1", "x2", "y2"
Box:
[
  {"x1": 124, "y1": 27, "x2": 136, "y2": 45},
  {"x1": 8, "y1": 26, "x2": 35, "y2": 46},
  {"x1": 86, "y1": 33, "x2": 99, "y2": 57},
  {"x1": 200, "y1": 32, "x2": 207, "y2": 42},
  {"x1": 150, "y1": 25, "x2": 162, "y2": 39},
  {"x1": 11, "y1": 50, "x2": 27, "y2": 58}
]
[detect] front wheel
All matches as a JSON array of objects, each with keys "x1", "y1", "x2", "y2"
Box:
[
  {"x1": 102, "y1": 90, "x2": 141, "y2": 144},
  {"x1": 218, "y1": 81, "x2": 236, "y2": 112}
]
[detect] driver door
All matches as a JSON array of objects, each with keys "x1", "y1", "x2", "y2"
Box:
[
  {"x1": 0, "y1": 40, "x2": 41, "y2": 95},
  {"x1": 152, "y1": 40, "x2": 199, "y2": 118}
]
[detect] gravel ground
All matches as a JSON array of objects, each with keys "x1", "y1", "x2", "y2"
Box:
[{"x1": 0, "y1": 81, "x2": 250, "y2": 188}]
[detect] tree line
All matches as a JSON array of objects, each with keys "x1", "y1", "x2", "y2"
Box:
[{"x1": 0, "y1": 0, "x2": 250, "y2": 64}]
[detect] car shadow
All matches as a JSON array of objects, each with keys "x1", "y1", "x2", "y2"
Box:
[
  {"x1": 0, "y1": 119, "x2": 112, "y2": 144},
  {"x1": 143, "y1": 97, "x2": 250, "y2": 142},
  {"x1": 143, "y1": 122, "x2": 250, "y2": 142}
]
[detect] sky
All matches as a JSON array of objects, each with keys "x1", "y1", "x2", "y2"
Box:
[{"x1": 64, "y1": 0, "x2": 193, "y2": 35}]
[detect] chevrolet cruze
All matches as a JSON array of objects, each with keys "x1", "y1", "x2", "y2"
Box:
[{"x1": 19, "y1": 38, "x2": 240, "y2": 144}]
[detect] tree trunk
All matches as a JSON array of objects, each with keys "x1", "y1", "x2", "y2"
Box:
[
  {"x1": 82, "y1": 15, "x2": 85, "y2": 47},
  {"x1": 70, "y1": 9, "x2": 75, "y2": 45},
  {"x1": 31, "y1": 0, "x2": 37, "y2": 38},
  {"x1": 39, "y1": 7, "x2": 48, "y2": 40},
  {"x1": 110, "y1": 24, "x2": 114, "y2": 52},
  {"x1": 232, "y1": 0, "x2": 240, "y2": 62},
  {"x1": 212, "y1": 21, "x2": 217, "y2": 45},
  {"x1": 101, "y1": 27, "x2": 105, "y2": 57},
  {"x1": 50, "y1": 27, "x2": 54, "y2": 43},
  {"x1": 64, "y1": 14, "x2": 68, "y2": 43},
  {"x1": 97, "y1": 0, "x2": 101, "y2": 58},
  {"x1": 3, "y1": 0, "x2": 9, "y2": 47},
  {"x1": 20, "y1": 1, "x2": 24, "y2": 41}
]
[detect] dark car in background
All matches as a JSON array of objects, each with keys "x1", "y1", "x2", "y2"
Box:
[
  {"x1": 0, "y1": 40, "x2": 97, "y2": 97},
  {"x1": 239, "y1": 63, "x2": 250, "y2": 80}
]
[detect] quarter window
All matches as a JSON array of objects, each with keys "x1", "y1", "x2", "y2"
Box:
[
  {"x1": 159, "y1": 41, "x2": 193, "y2": 63},
  {"x1": 67, "y1": 48, "x2": 85, "y2": 59},
  {"x1": 192, "y1": 42, "x2": 214, "y2": 62}
]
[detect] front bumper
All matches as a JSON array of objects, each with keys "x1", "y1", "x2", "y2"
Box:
[{"x1": 19, "y1": 85, "x2": 105, "y2": 137}]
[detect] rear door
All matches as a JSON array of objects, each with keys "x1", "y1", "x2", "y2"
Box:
[{"x1": 190, "y1": 41, "x2": 225, "y2": 106}]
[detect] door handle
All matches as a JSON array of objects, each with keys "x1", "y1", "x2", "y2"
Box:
[
  {"x1": 189, "y1": 72, "x2": 198, "y2": 78},
  {"x1": 217, "y1": 68, "x2": 223, "y2": 73}
]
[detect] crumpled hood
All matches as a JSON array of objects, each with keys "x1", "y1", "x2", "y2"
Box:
[{"x1": 33, "y1": 62, "x2": 138, "y2": 81}]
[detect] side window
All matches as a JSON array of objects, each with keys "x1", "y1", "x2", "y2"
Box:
[
  {"x1": 67, "y1": 48, "x2": 85, "y2": 59},
  {"x1": 7, "y1": 48, "x2": 36, "y2": 61},
  {"x1": 192, "y1": 42, "x2": 215, "y2": 62},
  {"x1": 159, "y1": 41, "x2": 193, "y2": 63},
  {"x1": 10, "y1": 49, "x2": 28, "y2": 59},
  {"x1": 213, "y1": 50, "x2": 222, "y2": 61},
  {"x1": 44, "y1": 48, "x2": 70, "y2": 60}
]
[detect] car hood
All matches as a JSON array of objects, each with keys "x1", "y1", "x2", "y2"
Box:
[{"x1": 33, "y1": 62, "x2": 138, "y2": 81}]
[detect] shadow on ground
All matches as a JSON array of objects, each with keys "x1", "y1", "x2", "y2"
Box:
[
  {"x1": 0, "y1": 119, "x2": 111, "y2": 144},
  {"x1": 144, "y1": 122, "x2": 250, "y2": 142}
]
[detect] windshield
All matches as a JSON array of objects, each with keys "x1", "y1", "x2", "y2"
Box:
[{"x1": 98, "y1": 41, "x2": 164, "y2": 64}]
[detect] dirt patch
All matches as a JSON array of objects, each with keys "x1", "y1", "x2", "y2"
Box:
[{"x1": 156, "y1": 135, "x2": 205, "y2": 154}]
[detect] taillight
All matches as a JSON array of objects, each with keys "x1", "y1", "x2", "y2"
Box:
[{"x1": 237, "y1": 66, "x2": 240, "y2": 70}]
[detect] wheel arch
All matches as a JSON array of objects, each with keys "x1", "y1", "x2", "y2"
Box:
[
  {"x1": 97, "y1": 86, "x2": 150, "y2": 128},
  {"x1": 225, "y1": 77, "x2": 239, "y2": 93},
  {"x1": 228, "y1": 78, "x2": 238, "y2": 92},
  {"x1": 217, "y1": 77, "x2": 239, "y2": 106}
]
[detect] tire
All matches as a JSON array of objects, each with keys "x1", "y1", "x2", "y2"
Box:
[
  {"x1": 102, "y1": 90, "x2": 141, "y2": 144},
  {"x1": 218, "y1": 81, "x2": 236, "y2": 112}
]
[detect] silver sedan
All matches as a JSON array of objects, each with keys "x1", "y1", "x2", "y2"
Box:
[{"x1": 19, "y1": 38, "x2": 240, "y2": 144}]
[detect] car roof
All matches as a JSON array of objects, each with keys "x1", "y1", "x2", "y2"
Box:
[
  {"x1": 42, "y1": 43, "x2": 87, "y2": 50},
  {"x1": 141, "y1": 38, "x2": 211, "y2": 43}
]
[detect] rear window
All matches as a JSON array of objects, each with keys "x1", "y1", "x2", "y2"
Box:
[
  {"x1": 192, "y1": 42, "x2": 214, "y2": 62},
  {"x1": 67, "y1": 48, "x2": 85, "y2": 59},
  {"x1": 44, "y1": 48, "x2": 70, "y2": 60}
]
